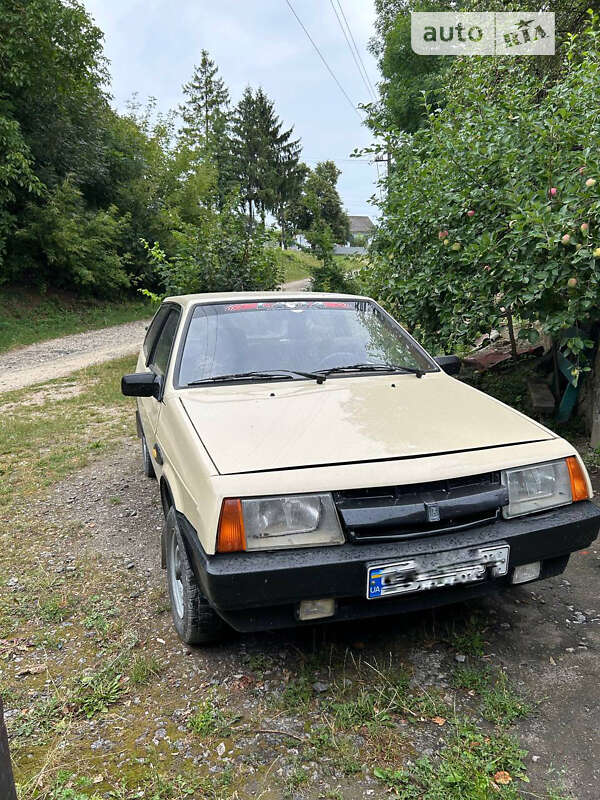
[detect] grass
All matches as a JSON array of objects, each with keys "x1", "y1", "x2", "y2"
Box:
[
  {"x1": 481, "y1": 672, "x2": 532, "y2": 726},
  {"x1": 446, "y1": 614, "x2": 487, "y2": 657},
  {"x1": 71, "y1": 667, "x2": 127, "y2": 719},
  {"x1": 187, "y1": 694, "x2": 239, "y2": 738},
  {"x1": 452, "y1": 665, "x2": 491, "y2": 693},
  {"x1": 0, "y1": 286, "x2": 155, "y2": 353},
  {"x1": 130, "y1": 654, "x2": 162, "y2": 686},
  {"x1": 0, "y1": 354, "x2": 137, "y2": 508},
  {"x1": 273, "y1": 249, "x2": 321, "y2": 283},
  {"x1": 373, "y1": 718, "x2": 529, "y2": 800}
]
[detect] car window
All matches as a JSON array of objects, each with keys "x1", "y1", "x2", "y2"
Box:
[
  {"x1": 177, "y1": 300, "x2": 437, "y2": 386},
  {"x1": 143, "y1": 305, "x2": 170, "y2": 361},
  {"x1": 149, "y1": 309, "x2": 180, "y2": 377}
]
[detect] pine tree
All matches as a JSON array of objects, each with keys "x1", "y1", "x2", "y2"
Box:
[
  {"x1": 180, "y1": 50, "x2": 229, "y2": 149},
  {"x1": 230, "y1": 87, "x2": 302, "y2": 230}
]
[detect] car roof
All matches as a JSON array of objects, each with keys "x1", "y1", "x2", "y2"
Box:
[{"x1": 164, "y1": 291, "x2": 372, "y2": 308}]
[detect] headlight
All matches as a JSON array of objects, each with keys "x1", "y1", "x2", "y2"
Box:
[
  {"x1": 242, "y1": 493, "x2": 344, "y2": 551},
  {"x1": 216, "y1": 493, "x2": 344, "y2": 552},
  {"x1": 501, "y1": 460, "x2": 573, "y2": 518}
]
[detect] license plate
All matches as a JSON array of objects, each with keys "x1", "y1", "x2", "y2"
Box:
[{"x1": 366, "y1": 544, "x2": 509, "y2": 600}]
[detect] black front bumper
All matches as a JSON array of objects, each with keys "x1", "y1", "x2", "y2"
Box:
[{"x1": 177, "y1": 501, "x2": 600, "y2": 632}]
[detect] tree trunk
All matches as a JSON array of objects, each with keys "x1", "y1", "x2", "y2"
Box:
[
  {"x1": 590, "y1": 340, "x2": 600, "y2": 448},
  {"x1": 506, "y1": 309, "x2": 518, "y2": 359},
  {"x1": 0, "y1": 697, "x2": 17, "y2": 800}
]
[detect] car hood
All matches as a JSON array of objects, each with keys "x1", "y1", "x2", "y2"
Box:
[{"x1": 179, "y1": 372, "x2": 553, "y2": 475}]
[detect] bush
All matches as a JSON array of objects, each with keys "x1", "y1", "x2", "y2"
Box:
[
  {"x1": 145, "y1": 199, "x2": 282, "y2": 297},
  {"x1": 9, "y1": 178, "x2": 131, "y2": 295}
]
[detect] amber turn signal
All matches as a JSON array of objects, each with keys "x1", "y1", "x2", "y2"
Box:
[
  {"x1": 217, "y1": 499, "x2": 246, "y2": 553},
  {"x1": 566, "y1": 456, "x2": 589, "y2": 502}
]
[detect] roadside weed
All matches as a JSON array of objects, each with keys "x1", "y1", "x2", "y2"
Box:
[
  {"x1": 481, "y1": 671, "x2": 532, "y2": 726},
  {"x1": 130, "y1": 653, "x2": 161, "y2": 685},
  {"x1": 71, "y1": 667, "x2": 126, "y2": 718},
  {"x1": 374, "y1": 718, "x2": 528, "y2": 799},
  {"x1": 188, "y1": 693, "x2": 239, "y2": 737},
  {"x1": 38, "y1": 594, "x2": 72, "y2": 623},
  {"x1": 447, "y1": 615, "x2": 487, "y2": 657},
  {"x1": 452, "y1": 664, "x2": 491, "y2": 693},
  {"x1": 284, "y1": 760, "x2": 309, "y2": 797},
  {"x1": 281, "y1": 672, "x2": 314, "y2": 711}
]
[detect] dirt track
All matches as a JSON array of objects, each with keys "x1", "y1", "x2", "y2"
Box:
[
  {"x1": 0, "y1": 320, "x2": 150, "y2": 394},
  {"x1": 0, "y1": 279, "x2": 311, "y2": 394},
  {"x1": 6, "y1": 441, "x2": 599, "y2": 798}
]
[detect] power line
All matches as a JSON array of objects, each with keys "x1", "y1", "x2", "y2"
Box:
[
  {"x1": 284, "y1": 0, "x2": 362, "y2": 120},
  {"x1": 334, "y1": 0, "x2": 377, "y2": 100},
  {"x1": 328, "y1": 0, "x2": 374, "y2": 103}
]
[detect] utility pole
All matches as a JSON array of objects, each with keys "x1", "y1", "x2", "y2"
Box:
[{"x1": 0, "y1": 697, "x2": 17, "y2": 800}]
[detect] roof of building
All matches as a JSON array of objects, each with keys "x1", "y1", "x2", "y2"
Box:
[{"x1": 348, "y1": 215, "x2": 375, "y2": 234}]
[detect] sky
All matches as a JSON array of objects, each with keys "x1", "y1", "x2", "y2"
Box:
[{"x1": 82, "y1": 0, "x2": 381, "y2": 220}]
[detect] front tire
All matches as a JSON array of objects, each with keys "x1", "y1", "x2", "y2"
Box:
[
  {"x1": 164, "y1": 507, "x2": 227, "y2": 645},
  {"x1": 141, "y1": 434, "x2": 156, "y2": 479}
]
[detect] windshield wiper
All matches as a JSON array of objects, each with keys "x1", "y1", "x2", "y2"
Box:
[
  {"x1": 187, "y1": 369, "x2": 325, "y2": 386},
  {"x1": 316, "y1": 362, "x2": 425, "y2": 378}
]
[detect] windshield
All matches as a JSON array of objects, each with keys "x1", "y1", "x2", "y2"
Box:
[{"x1": 176, "y1": 299, "x2": 437, "y2": 386}]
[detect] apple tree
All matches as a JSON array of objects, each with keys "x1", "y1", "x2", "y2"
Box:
[{"x1": 362, "y1": 20, "x2": 600, "y2": 381}]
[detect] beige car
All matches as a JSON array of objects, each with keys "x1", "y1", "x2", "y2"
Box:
[{"x1": 122, "y1": 292, "x2": 600, "y2": 644}]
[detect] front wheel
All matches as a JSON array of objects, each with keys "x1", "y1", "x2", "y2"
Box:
[{"x1": 164, "y1": 507, "x2": 227, "y2": 645}]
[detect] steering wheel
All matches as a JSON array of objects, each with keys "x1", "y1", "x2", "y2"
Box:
[{"x1": 316, "y1": 352, "x2": 357, "y2": 370}]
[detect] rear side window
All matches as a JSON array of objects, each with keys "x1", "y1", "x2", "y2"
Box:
[
  {"x1": 143, "y1": 306, "x2": 171, "y2": 361},
  {"x1": 149, "y1": 310, "x2": 180, "y2": 377}
]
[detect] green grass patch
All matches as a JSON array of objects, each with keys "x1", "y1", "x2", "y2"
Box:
[
  {"x1": 481, "y1": 672, "x2": 532, "y2": 726},
  {"x1": 188, "y1": 694, "x2": 239, "y2": 738},
  {"x1": 373, "y1": 718, "x2": 529, "y2": 799},
  {"x1": 130, "y1": 653, "x2": 162, "y2": 686},
  {"x1": 71, "y1": 666, "x2": 127, "y2": 718},
  {"x1": 0, "y1": 355, "x2": 137, "y2": 508},
  {"x1": 446, "y1": 614, "x2": 487, "y2": 657},
  {"x1": 452, "y1": 665, "x2": 491, "y2": 693},
  {"x1": 0, "y1": 287, "x2": 155, "y2": 353},
  {"x1": 273, "y1": 249, "x2": 321, "y2": 283}
]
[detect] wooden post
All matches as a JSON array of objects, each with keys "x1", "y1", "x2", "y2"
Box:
[{"x1": 0, "y1": 696, "x2": 17, "y2": 800}]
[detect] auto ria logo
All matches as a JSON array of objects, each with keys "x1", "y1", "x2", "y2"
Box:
[{"x1": 411, "y1": 12, "x2": 555, "y2": 56}]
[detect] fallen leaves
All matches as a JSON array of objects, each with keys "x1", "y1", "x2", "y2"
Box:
[
  {"x1": 493, "y1": 770, "x2": 512, "y2": 785},
  {"x1": 16, "y1": 663, "x2": 46, "y2": 677}
]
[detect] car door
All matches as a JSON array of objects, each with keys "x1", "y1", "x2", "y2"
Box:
[{"x1": 139, "y1": 305, "x2": 181, "y2": 443}]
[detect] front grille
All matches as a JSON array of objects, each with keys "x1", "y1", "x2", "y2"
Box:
[{"x1": 334, "y1": 472, "x2": 507, "y2": 543}]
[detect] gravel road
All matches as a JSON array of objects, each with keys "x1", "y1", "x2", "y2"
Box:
[
  {"x1": 0, "y1": 280, "x2": 312, "y2": 394},
  {"x1": 0, "y1": 319, "x2": 149, "y2": 394}
]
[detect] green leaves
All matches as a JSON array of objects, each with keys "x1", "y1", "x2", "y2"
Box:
[{"x1": 362, "y1": 19, "x2": 600, "y2": 362}]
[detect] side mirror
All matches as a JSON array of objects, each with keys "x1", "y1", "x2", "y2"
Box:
[
  {"x1": 434, "y1": 355, "x2": 461, "y2": 376},
  {"x1": 121, "y1": 372, "x2": 161, "y2": 398}
]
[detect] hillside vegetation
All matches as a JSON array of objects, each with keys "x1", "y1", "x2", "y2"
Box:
[{"x1": 0, "y1": 289, "x2": 154, "y2": 353}]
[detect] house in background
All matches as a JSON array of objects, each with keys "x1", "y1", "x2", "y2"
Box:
[
  {"x1": 333, "y1": 215, "x2": 376, "y2": 255},
  {"x1": 347, "y1": 215, "x2": 375, "y2": 247}
]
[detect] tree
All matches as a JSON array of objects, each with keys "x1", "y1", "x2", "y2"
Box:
[
  {"x1": 180, "y1": 50, "x2": 230, "y2": 147},
  {"x1": 144, "y1": 198, "x2": 281, "y2": 296},
  {"x1": 294, "y1": 161, "x2": 350, "y2": 245},
  {"x1": 360, "y1": 19, "x2": 600, "y2": 379},
  {"x1": 0, "y1": 115, "x2": 41, "y2": 278},
  {"x1": 367, "y1": 0, "x2": 600, "y2": 140},
  {"x1": 230, "y1": 87, "x2": 301, "y2": 228},
  {"x1": 275, "y1": 156, "x2": 307, "y2": 248}
]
